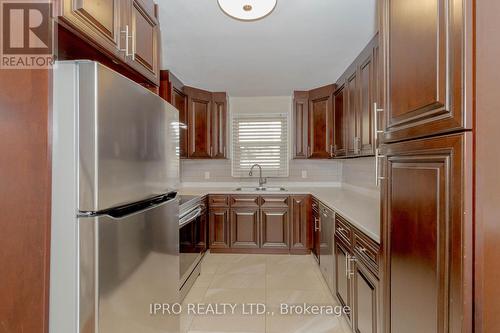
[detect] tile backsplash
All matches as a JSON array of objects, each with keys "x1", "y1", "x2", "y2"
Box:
[
  {"x1": 341, "y1": 157, "x2": 377, "y2": 191},
  {"x1": 180, "y1": 159, "x2": 342, "y2": 184},
  {"x1": 180, "y1": 157, "x2": 377, "y2": 193}
]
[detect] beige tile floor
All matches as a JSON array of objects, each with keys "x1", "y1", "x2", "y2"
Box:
[{"x1": 181, "y1": 253, "x2": 352, "y2": 333}]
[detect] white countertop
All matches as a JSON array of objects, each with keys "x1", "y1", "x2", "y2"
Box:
[{"x1": 179, "y1": 185, "x2": 381, "y2": 243}]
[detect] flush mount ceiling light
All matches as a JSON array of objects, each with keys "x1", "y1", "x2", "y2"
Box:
[{"x1": 218, "y1": 0, "x2": 277, "y2": 21}]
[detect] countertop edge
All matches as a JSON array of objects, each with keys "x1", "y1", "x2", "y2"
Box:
[{"x1": 179, "y1": 187, "x2": 380, "y2": 244}]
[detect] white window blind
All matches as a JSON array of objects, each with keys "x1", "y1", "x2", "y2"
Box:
[{"x1": 232, "y1": 114, "x2": 289, "y2": 178}]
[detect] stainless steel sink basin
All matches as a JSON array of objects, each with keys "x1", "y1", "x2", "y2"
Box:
[{"x1": 235, "y1": 187, "x2": 287, "y2": 192}]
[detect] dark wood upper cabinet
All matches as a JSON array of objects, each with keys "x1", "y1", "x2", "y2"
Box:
[
  {"x1": 174, "y1": 88, "x2": 188, "y2": 158},
  {"x1": 185, "y1": 86, "x2": 212, "y2": 158},
  {"x1": 209, "y1": 207, "x2": 230, "y2": 249},
  {"x1": 160, "y1": 76, "x2": 226, "y2": 159},
  {"x1": 292, "y1": 85, "x2": 335, "y2": 160},
  {"x1": 383, "y1": 0, "x2": 472, "y2": 142},
  {"x1": 293, "y1": 91, "x2": 310, "y2": 159},
  {"x1": 334, "y1": 33, "x2": 380, "y2": 158},
  {"x1": 57, "y1": 0, "x2": 121, "y2": 55},
  {"x1": 381, "y1": 133, "x2": 472, "y2": 333},
  {"x1": 290, "y1": 195, "x2": 310, "y2": 254},
  {"x1": 358, "y1": 38, "x2": 377, "y2": 156},
  {"x1": 333, "y1": 84, "x2": 347, "y2": 157},
  {"x1": 57, "y1": 0, "x2": 160, "y2": 85},
  {"x1": 183, "y1": 87, "x2": 227, "y2": 159},
  {"x1": 211, "y1": 92, "x2": 228, "y2": 159},
  {"x1": 160, "y1": 71, "x2": 188, "y2": 158},
  {"x1": 126, "y1": 0, "x2": 160, "y2": 85},
  {"x1": 309, "y1": 85, "x2": 335, "y2": 159},
  {"x1": 231, "y1": 207, "x2": 260, "y2": 249},
  {"x1": 346, "y1": 69, "x2": 359, "y2": 156}
]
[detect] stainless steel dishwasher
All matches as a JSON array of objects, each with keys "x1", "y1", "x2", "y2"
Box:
[{"x1": 319, "y1": 203, "x2": 335, "y2": 293}]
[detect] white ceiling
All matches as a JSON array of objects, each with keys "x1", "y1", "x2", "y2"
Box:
[{"x1": 159, "y1": 0, "x2": 377, "y2": 97}]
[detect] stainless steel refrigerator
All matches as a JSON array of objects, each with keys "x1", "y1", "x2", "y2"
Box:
[{"x1": 49, "y1": 61, "x2": 180, "y2": 333}]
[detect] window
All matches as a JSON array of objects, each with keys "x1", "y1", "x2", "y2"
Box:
[{"x1": 232, "y1": 114, "x2": 289, "y2": 177}]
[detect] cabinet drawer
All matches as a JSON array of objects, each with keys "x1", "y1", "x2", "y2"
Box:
[
  {"x1": 353, "y1": 230, "x2": 380, "y2": 276},
  {"x1": 209, "y1": 195, "x2": 229, "y2": 207},
  {"x1": 230, "y1": 195, "x2": 260, "y2": 207},
  {"x1": 261, "y1": 195, "x2": 289, "y2": 208},
  {"x1": 335, "y1": 215, "x2": 352, "y2": 246}
]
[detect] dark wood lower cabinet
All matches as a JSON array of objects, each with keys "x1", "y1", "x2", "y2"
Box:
[
  {"x1": 381, "y1": 132, "x2": 472, "y2": 333},
  {"x1": 335, "y1": 240, "x2": 352, "y2": 321},
  {"x1": 290, "y1": 195, "x2": 311, "y2": 254},
  {"x1": 209, "y1": 207, "x2": 230, "y2": 249},
  {"x1": 260, "y1": 207, "x2": 289, "y2": 249},
  {"x1": 208, "y1": 195, "x2": 310, "y2": 254},
  {"x1": 353, "y1": 261, "x2": 379, "y2": 333},
  {"x1": 312, "y1": 199, "x2": 320, "y2": 262},
  {"x1": 230, "y1": 208, "x2": 260, "y2": 249},
  {"x1": 333, "y1": 213, "x2": 381, "y2": 332}
]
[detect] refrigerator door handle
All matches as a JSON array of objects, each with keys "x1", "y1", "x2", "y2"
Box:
[{"x1": 97, "y1": 191, "x2": 178, "y2": 219}]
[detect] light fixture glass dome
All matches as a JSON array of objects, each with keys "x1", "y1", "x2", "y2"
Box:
[{"x1": 218, "y1": 0, "x2": 277, "y2": 21}]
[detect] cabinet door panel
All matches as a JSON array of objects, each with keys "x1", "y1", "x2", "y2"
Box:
[
  {"x1": 172, "y1": 88, "x2": 188, "y2": 158},
  {"x1": 186, "y1": 87, "x2": 212, "y2": 158},
  {"x1": 359, "y1": 49, "x2": 375, "y2": 156},
  {"x1": 309, "y1": 85, "x2": 335, "y2": 159},
  {"x1": 346, "y1": 70, "x2": 358, "y2": 156},
  {"x1": 353, "y1": 262, "x2": 378, "y2": 333},
  {"x1": 335, "y1": 240, "x2": 351, "y2": 321},
  {"x1": 75, "y1": 0, "x2": 115, "y2": 37},
  {"x1": 333, "y1": 84, "x2": 347, "y2": 157},
  {"x1": 290, "y1": 195, "x2": 310, "y2": 253},
  {"x1": 209, "y1": 208, "x2": 230, "y2": 249},
  {"x1": 212, "y1": 92, "x2": 227, "y2": 159},
  {"x1": 60, "y1": 0, "x2": 120, "y2": 55},
  {"x1": 231, "y1": 208, "x2": 259, "y2": 249},
  {"x1": 129, "y1": 0, "x2": 159, "y2": 84},
  {"x1": 293, "y1": 91, "x2": 309, "y2": 159},
  {"x1": 382, "y1": 133, "x2": 471, "y2": 333},
  {"x1": 261, "y1": 207, "x2": 289, "y2": 249},
  {"x1": 384, "y1": 0, "x2": 471, "y2": 141}
]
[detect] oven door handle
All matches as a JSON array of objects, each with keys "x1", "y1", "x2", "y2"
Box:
[{"x1": 179, "y1": 207, "x2": 202, "y2": 228}]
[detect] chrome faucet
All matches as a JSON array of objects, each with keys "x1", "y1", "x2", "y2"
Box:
[{"x1": 249, "y1": 164, "x2": 267, "y2": 188}]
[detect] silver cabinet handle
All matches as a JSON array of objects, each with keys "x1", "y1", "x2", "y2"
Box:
[
  {"x1": 345, "y1": 254, "x2": 350, "y2": 278},
  {"x1": 375, "y1": 148, "x2": 386, "y2": 187},
  {"x1": 120, "y1": 25, "x2": 133, "y2": 57},
  {"x1": 307, "y1": 146, "x2": 311, "y2": 157},
  {"x1": 373, "y1": 102, "x2": 384, "y2": 141},
  {"x1": 223, "y1": 146, "x2": 226, "y2": 157},
  {"x1": 348, "y1": 256, "x2": 357, "y2": 279},
  {"x1": 210, "y1": 146, "x2": 213, "y2": 157},
  {"x1": 314, "y1": 218, "x2": 320, "y2": 231}
]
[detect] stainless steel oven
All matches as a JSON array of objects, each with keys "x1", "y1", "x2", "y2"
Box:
[{"x1": 179, "y1": 195, "x2": 206, "y2": 300}]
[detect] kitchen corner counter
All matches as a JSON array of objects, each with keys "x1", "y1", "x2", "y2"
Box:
[{"x1": 178, "y1": 185, "x2": 381, "y2": 243}]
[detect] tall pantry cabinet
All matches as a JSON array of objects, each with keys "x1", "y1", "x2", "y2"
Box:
[{"x1": 379, "y1": 0, "x2": 473, "y2": 333}]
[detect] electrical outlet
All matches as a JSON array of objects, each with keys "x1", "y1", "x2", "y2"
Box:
[
  {"x1": 301, "y1": 170, "x2": 308, "y2": 179},
  {"x1": 204, "y1": 171, "x2": 210, "y2": 180}
]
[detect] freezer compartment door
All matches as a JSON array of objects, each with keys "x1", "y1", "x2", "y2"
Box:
[
  {"x1": 79, "y1": 193, "x2": 180, "y2": 333},
  {"x1": 77, "y1": 61, "x2": 180, "y2": 212}
]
